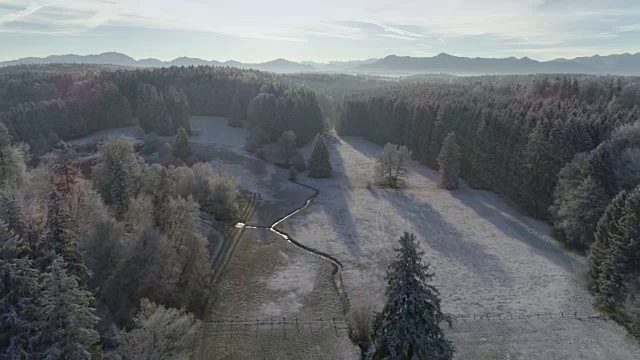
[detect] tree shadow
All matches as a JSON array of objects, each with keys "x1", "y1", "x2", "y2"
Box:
[
  {"x1": 311, "y1": 139, "x2": 363, "y2": 261},
  {"x1": 450, "y1": 189, "x2": 579, "y2": 274},
  {"x1": 379, "y1": 190, "x2": 511, "y2": 283}
]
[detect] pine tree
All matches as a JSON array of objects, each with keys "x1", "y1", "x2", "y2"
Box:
[
  {"x1": 0, "y1": 240, "x2": 42, "y2": 357},
  {"x1": 36, "y1": 256, "x2": 100, "y2": 360},
  {"x1": 51, "y1": 142, "x2": 81, "y2": 196},
  {"x1": 308, "y1": 134, "x2": 332, "y2": 178},
  {"x1": 277, "y1": 130, "x2": 297, "y2": 167},
  {"x1": 165, "y1": 86, "x2": 190, "y2": 133},
  {"x1": 172, "y1": 127, "x2": 191, "y2": 161},
  {"x1": 371, "y1": 232, "x2": 454, "y2": 360},
  {"x1": 596, "y1": 185, "x2": 640, "y2": 313},
  {"x1": 228, "y1": 91, "x2": 244, "y2": 127},
  {"x1": 437, "y1": 132, "x2": 461, "y2": 190},
  {"x1": 288, "y1": 166, "x2": 297, "y2": 182},
  {"x1": 46, "y1": 186, "x2": 90, "y2": 286},
  {"x1": 110, "y1": 158, "x2": 133, "y2": 219},
  {"x1": 589, "y1": 190, "x2": 629, "y2": 310},
  {"x1": 0, "y1": 122, "x2": 27, "y2": 189}
]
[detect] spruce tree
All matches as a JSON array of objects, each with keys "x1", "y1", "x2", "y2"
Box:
[
  {"x1": 228, "y1": 92, "x2": 244, "y2": 127},
  {"x1": 597, "y1": 185, "x2": 640, "y2": 313},
  {"x1": 371, "y1": 232, "x2": 454, "y2": 360},
  {"x1": 0, "y1": 242, "x2": 42, "y2": 357},
  {"x1": 308, "y1": 134, "x2": 332, "y2": 178},
  {"x1": 172, "y1": 127, "x2": 191, "y2": 161},
  {"x1": 110, "y1": 158, "x2": 133, "y2": 219},
  {"x1": 589, "y1": 190, "x2": 628, "y2": 306},
  {"x1": 437, "y1": 132, "x2": 461, "y2": 190},
  {"x1": 277, "y1": 130, "x2": 297, "y2": 167},
  {"x1": 36, "y1": 256, "x2": 100, "y2": 359},
  {"x1": 46, "y1": 186, "x2": 90, "y2": 286},
  {"x1": 0, "y1": 122, "x2": 27, "y2": 189}
]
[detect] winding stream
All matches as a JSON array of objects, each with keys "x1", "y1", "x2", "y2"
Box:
[{"x1": 237, "y1": 183, "x2": 350, "y2": 313}]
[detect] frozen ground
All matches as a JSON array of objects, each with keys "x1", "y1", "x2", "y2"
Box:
[
  {"x1": 281, "y1": 136, "x2": 640, "y2": 358},
  {"x1": 70, "y1": 117, "x2": 640, "y2": 358},
  {"x1": 286, "y1": 136, "x2": 591, "y2": 315},
  {"x1": 66, "y1": 125, "x2": 144, "y2": 147}
]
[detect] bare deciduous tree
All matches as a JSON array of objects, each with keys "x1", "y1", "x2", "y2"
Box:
[{"x1": 374, "y1": 143, "x2": 411, "y2": 188}]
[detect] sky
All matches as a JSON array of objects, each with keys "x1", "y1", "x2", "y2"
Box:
[{"x1": 0, "y1": 0, "x2": 639, "y2": 63}]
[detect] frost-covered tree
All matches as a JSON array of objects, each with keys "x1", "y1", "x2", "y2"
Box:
[
  {"x1": 371, "y1": 232, "x2": 454, "y2": 360},
  {"x1": 190, "y1": 163, "x2": 240, "y2": 221},
  {"x1": 0, "y1": 242, "x2": 42, "y2": 357},
  {"x1": 288, "y1": 166, "x2": 297, "y2": 182},
  {"x1": 277, "y1": 130, "x2": 297, "y2": 167},
  {"x1": 46, "y1": 186, "x2": 90, "y2": 286},
  {"x1": 117, "y1": 299, "x2": 201, "y2": 360},
  {"x1": 374, "y1": 143, "x2": 411, "y2": 188},
  {"x1": 164, "y1": 86, "x2": 190, "y2": 134},
  {"x1": 437, "y1": 132, "x2": 461, "y2": 190},
  {"x1": 0, "y1": 122, "x2": 27, "y2": 189},
  {"x1": 36, "y1": 256, "x2": 100, "y2": 360},
  {"x1": 92, "y1": 137, "x2": 143, "y2": 218},
  {"x1": 228, "y1": 91, "x2": 244, "y2": 127},
  {"x1": 172, "y1": 127, "x2": 191, "y2": 161},
  {"x1": 589, "y1": 190, "x2": 629, "y2": 310},
  {"x1": 308, "y1": 134, "x2": 332, "y2": 178},
  {"x1": 590, "y1": 185, "x2": 640, "y2": 318}
]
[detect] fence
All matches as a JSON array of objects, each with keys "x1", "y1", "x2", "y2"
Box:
[{"x1": 204, "y1": 311, "x2": 601, "y2": 335}]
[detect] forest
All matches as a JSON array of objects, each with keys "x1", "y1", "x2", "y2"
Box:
[
  {"x1": 2, "y1": 62, "x2": 640, "y2": 357},
  {"x1": 0, "y1": 65, "x2": 327, "y2": 358}
]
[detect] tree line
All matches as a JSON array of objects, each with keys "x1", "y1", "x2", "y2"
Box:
[{"x1": 0, "y1": 65, "x2": 328, "y2": 158}]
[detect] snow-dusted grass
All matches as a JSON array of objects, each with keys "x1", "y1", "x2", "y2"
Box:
[
  {"x1": 282, "y1": 136, "x2": 640, "y2": 359},
  {"x1": 66, "y1": 125, "x2": 144, "y2": 147},
  {"x1": 287, "y1": 137, "x2": 591, "y2": 315}
]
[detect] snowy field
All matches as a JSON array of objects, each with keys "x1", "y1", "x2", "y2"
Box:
[
  {"x1": 286, "y1": 137, "x2": 592, "y2": 315},
  {"x1": 68, "y1": 117, "x2": 640, "y2": 358},
  {"x1": 280, "y1": 136, "x2": 640, "y2": 358}
]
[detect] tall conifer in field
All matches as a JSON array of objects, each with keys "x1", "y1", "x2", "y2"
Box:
[
  {"x1": 172, "y1": 127, "x2": 191, "y2": 161},
  {"x1": 371, "y1": 232, "x2": 454, "y2": 360},
  {"x1": 589, "y1": 190, "x2": 629, "y2": 310},
  {"x1": 308, "y1": 134, "x2": 332, "y2": 178},
  {"x1": 437, "y1": 132, "x2": 461, "y2": 190}
]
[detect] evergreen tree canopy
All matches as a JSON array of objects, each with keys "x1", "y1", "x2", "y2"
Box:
[
  {"x1": 172, "y1": 127, "x2": 191, "y2": 161},
  {"x1": 371, "y1": 232, "x2": 454, "y2": 360},
  {"x1": 437, "y1": 132, "x2": 461, "y2": 190},
  {"x1": 308, "y1": 134, "x2": 332, "y2": 178},
  {"x1": 277, "y1": 130, "x2": 297, "y2": 167}
]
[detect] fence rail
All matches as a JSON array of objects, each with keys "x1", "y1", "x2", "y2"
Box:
[{"x1": 204, "y1": 311, "x2": 602, "y2": 335}]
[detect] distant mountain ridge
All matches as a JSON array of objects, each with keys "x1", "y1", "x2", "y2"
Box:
[
  {"x1": 0, "y1": 52, "x2": 313, "y2": 73},
  {"x1": 358, "y1": 52, "x2": 640, "y2": 75},
  {"x1": 1, "y1": 51, "x2": 639, "y2": 75}
]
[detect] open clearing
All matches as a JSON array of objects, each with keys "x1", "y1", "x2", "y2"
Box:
[
  {"x1": 75, "y1": 117, "x2": 640, "y2": 358},
  {"x1": 282, "y1": 136, "x2": 640, "y2": 358}
]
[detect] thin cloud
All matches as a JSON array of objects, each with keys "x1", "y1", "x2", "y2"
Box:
[
  {"x1": 377, "y1": 33, "x2": 417, "y2": 41},
  {"x1": 0, "y1": 1, "x2": 48, "y2": 25}
]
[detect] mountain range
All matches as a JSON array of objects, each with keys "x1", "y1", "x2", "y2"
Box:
[
  {"x1": 1, "y1": 51, "x2": 639, "y2": 75},
  {"x1": 358, "y1": 53, "x2": 640, "y2": 75}
]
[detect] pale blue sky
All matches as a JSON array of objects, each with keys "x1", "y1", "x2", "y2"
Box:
[{"x1": 0, "y1": 0, "x2": 639, "y2": 62}]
